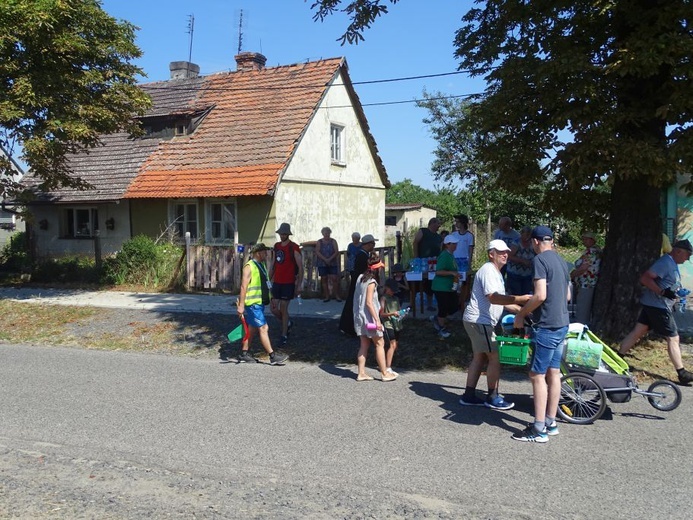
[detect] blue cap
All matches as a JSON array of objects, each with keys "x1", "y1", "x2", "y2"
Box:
[{"x1": 531, "y1": 226, "x2": 553, "y2": 241}]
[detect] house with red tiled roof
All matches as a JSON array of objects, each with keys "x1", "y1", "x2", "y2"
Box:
[{"x1": 22, "y1": 52, "x2": 389, "y2": 257}]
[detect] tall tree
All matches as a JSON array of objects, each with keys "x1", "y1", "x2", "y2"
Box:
[
  {"x1": 312, "y1": 0, "x2": 693, "y2": 340},
  {"x1": 0, "y1": 0, "x2": 151, "y2": 198}
]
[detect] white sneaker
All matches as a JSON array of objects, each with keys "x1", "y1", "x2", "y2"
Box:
[{"x1": 386, "y1": 367, "x2": 399, "y2": 377}]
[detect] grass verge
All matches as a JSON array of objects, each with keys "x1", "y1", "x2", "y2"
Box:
[{"x1": 0, "y1": 300, "x2": 689, "y2": 383}]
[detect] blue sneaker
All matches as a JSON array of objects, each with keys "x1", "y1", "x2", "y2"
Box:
[
  {"x1": 512, "y1": 425, "x2": 548, "y2": 443},
  {"x1": 459, "y1": 394, "x2": 485, "y2": 406},
  {"x1": 485, "y1": 395, "x2": 515, "y2": 410},
  {"x1": 544, "y1": 422, "x2": 559, "y2": 436},
  {"x1": 429, "y1": 315, "x2": 441, "y2": 331}
]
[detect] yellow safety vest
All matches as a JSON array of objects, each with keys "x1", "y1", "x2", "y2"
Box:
[{"x1": 244, "y1": 259, "x2": 266, "y2": 306}]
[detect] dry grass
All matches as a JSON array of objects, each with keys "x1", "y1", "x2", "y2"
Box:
[{"x1": 0, "y1": 300, "x2": 690, "y2": 382}]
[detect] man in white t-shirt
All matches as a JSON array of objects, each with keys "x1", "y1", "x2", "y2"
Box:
[
  {"x1": 460, "y1": 240, "x2": 531, "y2": 410},
  {"x1": 449, "y1": 214, "x2": 475, "y2": 312}
]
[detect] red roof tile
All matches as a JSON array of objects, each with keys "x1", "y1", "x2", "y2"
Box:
[
  {"x1": 125, "y1": 58, "x2": 344, "y2": 199},
  {"x1": 124, "y1": 164, "x2": 283, "y2": 198}
]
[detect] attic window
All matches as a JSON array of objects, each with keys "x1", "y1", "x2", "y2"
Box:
[
  {"x1": 330, "y1": 124, "x2": 345, "y2": 165},
  {"x1": 174, "y1": 122, "x2": 188, "y2": 136}
]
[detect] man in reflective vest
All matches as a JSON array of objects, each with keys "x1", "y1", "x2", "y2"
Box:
[{"x1": 237, "y1": 243, "x2": 289, "y2": 365}]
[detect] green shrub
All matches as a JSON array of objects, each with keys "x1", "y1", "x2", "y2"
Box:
[
  {"x1": 101, "y1": 235, "x2": 184, "y2": 288},
  {"x1": 32, "y1": 256, "x2": 100, "y2": 284},
  {"x1": 0, "y1": 231, "x2": 30, "y2": 272}
]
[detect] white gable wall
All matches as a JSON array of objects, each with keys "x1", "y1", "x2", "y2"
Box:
[{"x1": 276, "y1": 69, "x2": 386, "y2": 248}]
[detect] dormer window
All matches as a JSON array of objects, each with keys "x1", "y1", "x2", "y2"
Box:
[{"x1": 174, "y1": 122, "x2": 189, "y2": 136}]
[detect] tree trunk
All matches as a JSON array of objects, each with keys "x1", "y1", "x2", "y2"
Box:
[{"x1": 591, "y1": 176, "x2": 662, "y2": 341}]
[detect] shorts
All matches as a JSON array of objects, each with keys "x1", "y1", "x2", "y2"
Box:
[
  {"x1": 463, "y1": 321, "x2": 497, "y2": 354},
  {"x1": 637, "y1": 305, "x2": 678, "y2": 337},
  {"x1": 434, "y1": 290, "x2": 458, "y2": 318},
  {"x1": 243, "y1": 304, "x2": 267, "y2": 328},
  {"x1": 384, "y1": 327, "x2": 400, "y2": 342},
  {"x1": 318, "y1": 265, "x2": 338, "y2": 277},
  {"x1": 530, "y1": 325, "x2": 568, "y2": 374},
  {"x1": 271, "y1": 282, "x2": 295, "y2": 300}
]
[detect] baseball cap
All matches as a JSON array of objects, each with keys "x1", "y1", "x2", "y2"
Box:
[
  {"x1": 673, "y1": 239, "x2": 693, "y2": 253},
  {"x1": 488, "y1": 239, "x2": 511, "y2": 252},
  {"x1": 361, "y1": 234, "x2": 378, "y2": 244},
  {"x1": 443, "y1": 234, "x2": 459, "y2": 245},
  {"x1": 531, "y1": 225, "x2": 554, "y2": 241}
]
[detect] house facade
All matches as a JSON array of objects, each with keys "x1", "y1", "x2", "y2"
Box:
[
  {"x1": 384, "y1": 203, "x2": 437, "y2": 243},
  {"x1": 23, "y1": 53, "x2": 388, "y2": 258}
]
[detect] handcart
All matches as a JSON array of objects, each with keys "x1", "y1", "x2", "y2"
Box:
[{"x1": 497, "y1": 319, "x2": 682, "y2": 424}]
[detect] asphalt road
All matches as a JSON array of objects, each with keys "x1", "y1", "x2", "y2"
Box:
[{"x1": 1, "y1": 343, "x2": 692, "y2": 519}]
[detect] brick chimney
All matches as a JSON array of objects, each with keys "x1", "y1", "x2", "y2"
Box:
[
  {"x1": 169, "y1": 61, "x2": 200, "y2": 79},
  {"x1": 234, "y1": 52, "x2": 267, "y2": 72}
]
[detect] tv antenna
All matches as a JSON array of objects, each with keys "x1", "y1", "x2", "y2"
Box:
[
  {"x1": 235, "y1": 9, "x2": 248, "y2": 54},
  {"x1": 186, "y1": 14, "x2": 195, "y2": 63}
]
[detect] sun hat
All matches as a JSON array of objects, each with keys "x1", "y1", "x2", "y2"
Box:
[
  {"x1": 250, "y1": 243, "x2": 271, "y2": 254},
  {"x1": 361, "y1": 234, "x2": 378, "y2": 244},
  {"x1": 582, "y1": 231, "x2": 596, "y2": 240},
  {"x1": 443, "y1": 234, "x2": 459, "y2": 245},
  {"x1": 275, "y1": 223, "x2": 293, "y2": 235},
  {"x1": 488, "y1": 239, "x2": 511, "y2": 252},
  {"x1": 531, "y1": 225, "x2": 554, "y2": 241},
  {"x1": 391, "y1": 263, "x2": 406, "y2": 273},
  {"x1": 673, "y1": 239, "x2": 693, "y2": 253}
]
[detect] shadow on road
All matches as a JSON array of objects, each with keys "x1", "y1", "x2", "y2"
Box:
[{"x1": 408, "y1": 381, "x2": 529, "y2": 434}]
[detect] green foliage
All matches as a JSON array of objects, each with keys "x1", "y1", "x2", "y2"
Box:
[
  {"x1": 101, "y1": 235, "x2": 183, "y2": 288},
  {"x1": 0, "y1": 0, "x2": 151, "y2": 198},
  {"x1": 310, "y1": 0, "x2": 400, "y2": 45},
  {"x1": 32, "y1": 255, "x2": 100, "y2": 284},
  {"x1": 0, "y1": 231, "x2": 30, "y2": 271}
]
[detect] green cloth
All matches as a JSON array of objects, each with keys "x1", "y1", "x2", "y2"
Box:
[
  {"x1": 382, "y1": 294, "x2": 403, "y2": 332},
  {"x1": 431, "y1": 250, "x2": 457, "y2": 292}
]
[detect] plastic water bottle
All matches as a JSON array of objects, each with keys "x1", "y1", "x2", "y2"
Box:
[{"x1": 677, "y1": 288, "x2": 690, "y2": 313}]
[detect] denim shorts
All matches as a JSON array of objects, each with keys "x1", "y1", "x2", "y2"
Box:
[
  {"x1": 530, "y1": 325, "x2": 568, "y2": 374},
  {"x1": 243, "y1": 304, "x2": 267, "y2": 328}
]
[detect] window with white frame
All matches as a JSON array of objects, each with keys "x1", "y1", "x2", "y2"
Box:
[
  {"x1": 61, "y1": 207, "x2": 99, "y2": 238},
  {"x1": 171, "y1": 201, "x2": 198, "y2": 239},
  {"x1": 330, "y1": 123, "x2": 345, "y2": 164},
  {"x1": 206, "y1": 200, "x2": 237, "y2": 243}
]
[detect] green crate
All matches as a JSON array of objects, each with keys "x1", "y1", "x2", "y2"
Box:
[{"x1": 497, "y1": 336, "x2": 531, "y2": 366}]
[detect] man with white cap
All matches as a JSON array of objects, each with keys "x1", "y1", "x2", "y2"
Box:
[{"x1": 460, "y1": 240, "x2": 531, "y2": 409}]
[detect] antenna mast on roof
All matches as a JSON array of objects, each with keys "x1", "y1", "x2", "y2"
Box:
[
  {"x1": 186, "y1": 14, "x2": 195, "y2": 64},
  {"x1": 237, "y1": 9, "x2": 244, "y2": 54}
]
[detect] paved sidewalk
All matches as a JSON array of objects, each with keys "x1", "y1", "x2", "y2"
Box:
[{"x1": 0, "y1": 287, "x2": 341, "y2": 319}]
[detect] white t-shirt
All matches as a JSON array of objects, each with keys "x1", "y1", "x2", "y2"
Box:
[
  {"x1": 450, "y1": 230, "x2": 474, "y2": 272},
  {"x1": 463, "y1": 261, "x2": 506, "y2": 326}
]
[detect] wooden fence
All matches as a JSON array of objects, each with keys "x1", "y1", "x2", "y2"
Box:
[{"x1": 185, "y1": 235, "x2": 396, "y2": 294}]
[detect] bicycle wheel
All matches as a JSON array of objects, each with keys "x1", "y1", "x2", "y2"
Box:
[
  {"x1": 557, "y1": 373, "x2": 607, "y2": 424},
  {"x1": 646, "y1": 380, "x2": 682, "y2": 411}
]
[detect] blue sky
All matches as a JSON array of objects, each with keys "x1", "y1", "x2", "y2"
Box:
[{"x1": 100, "y1": 0, "x2": 484, "y2": 188}]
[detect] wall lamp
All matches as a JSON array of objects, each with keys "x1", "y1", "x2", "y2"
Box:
[
  {"x1": 105, "y1": 217, "x2": 115, "y2": 230},
  {"x1": 39, "y1": 219, "x2": 48, "y2": 230}
]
